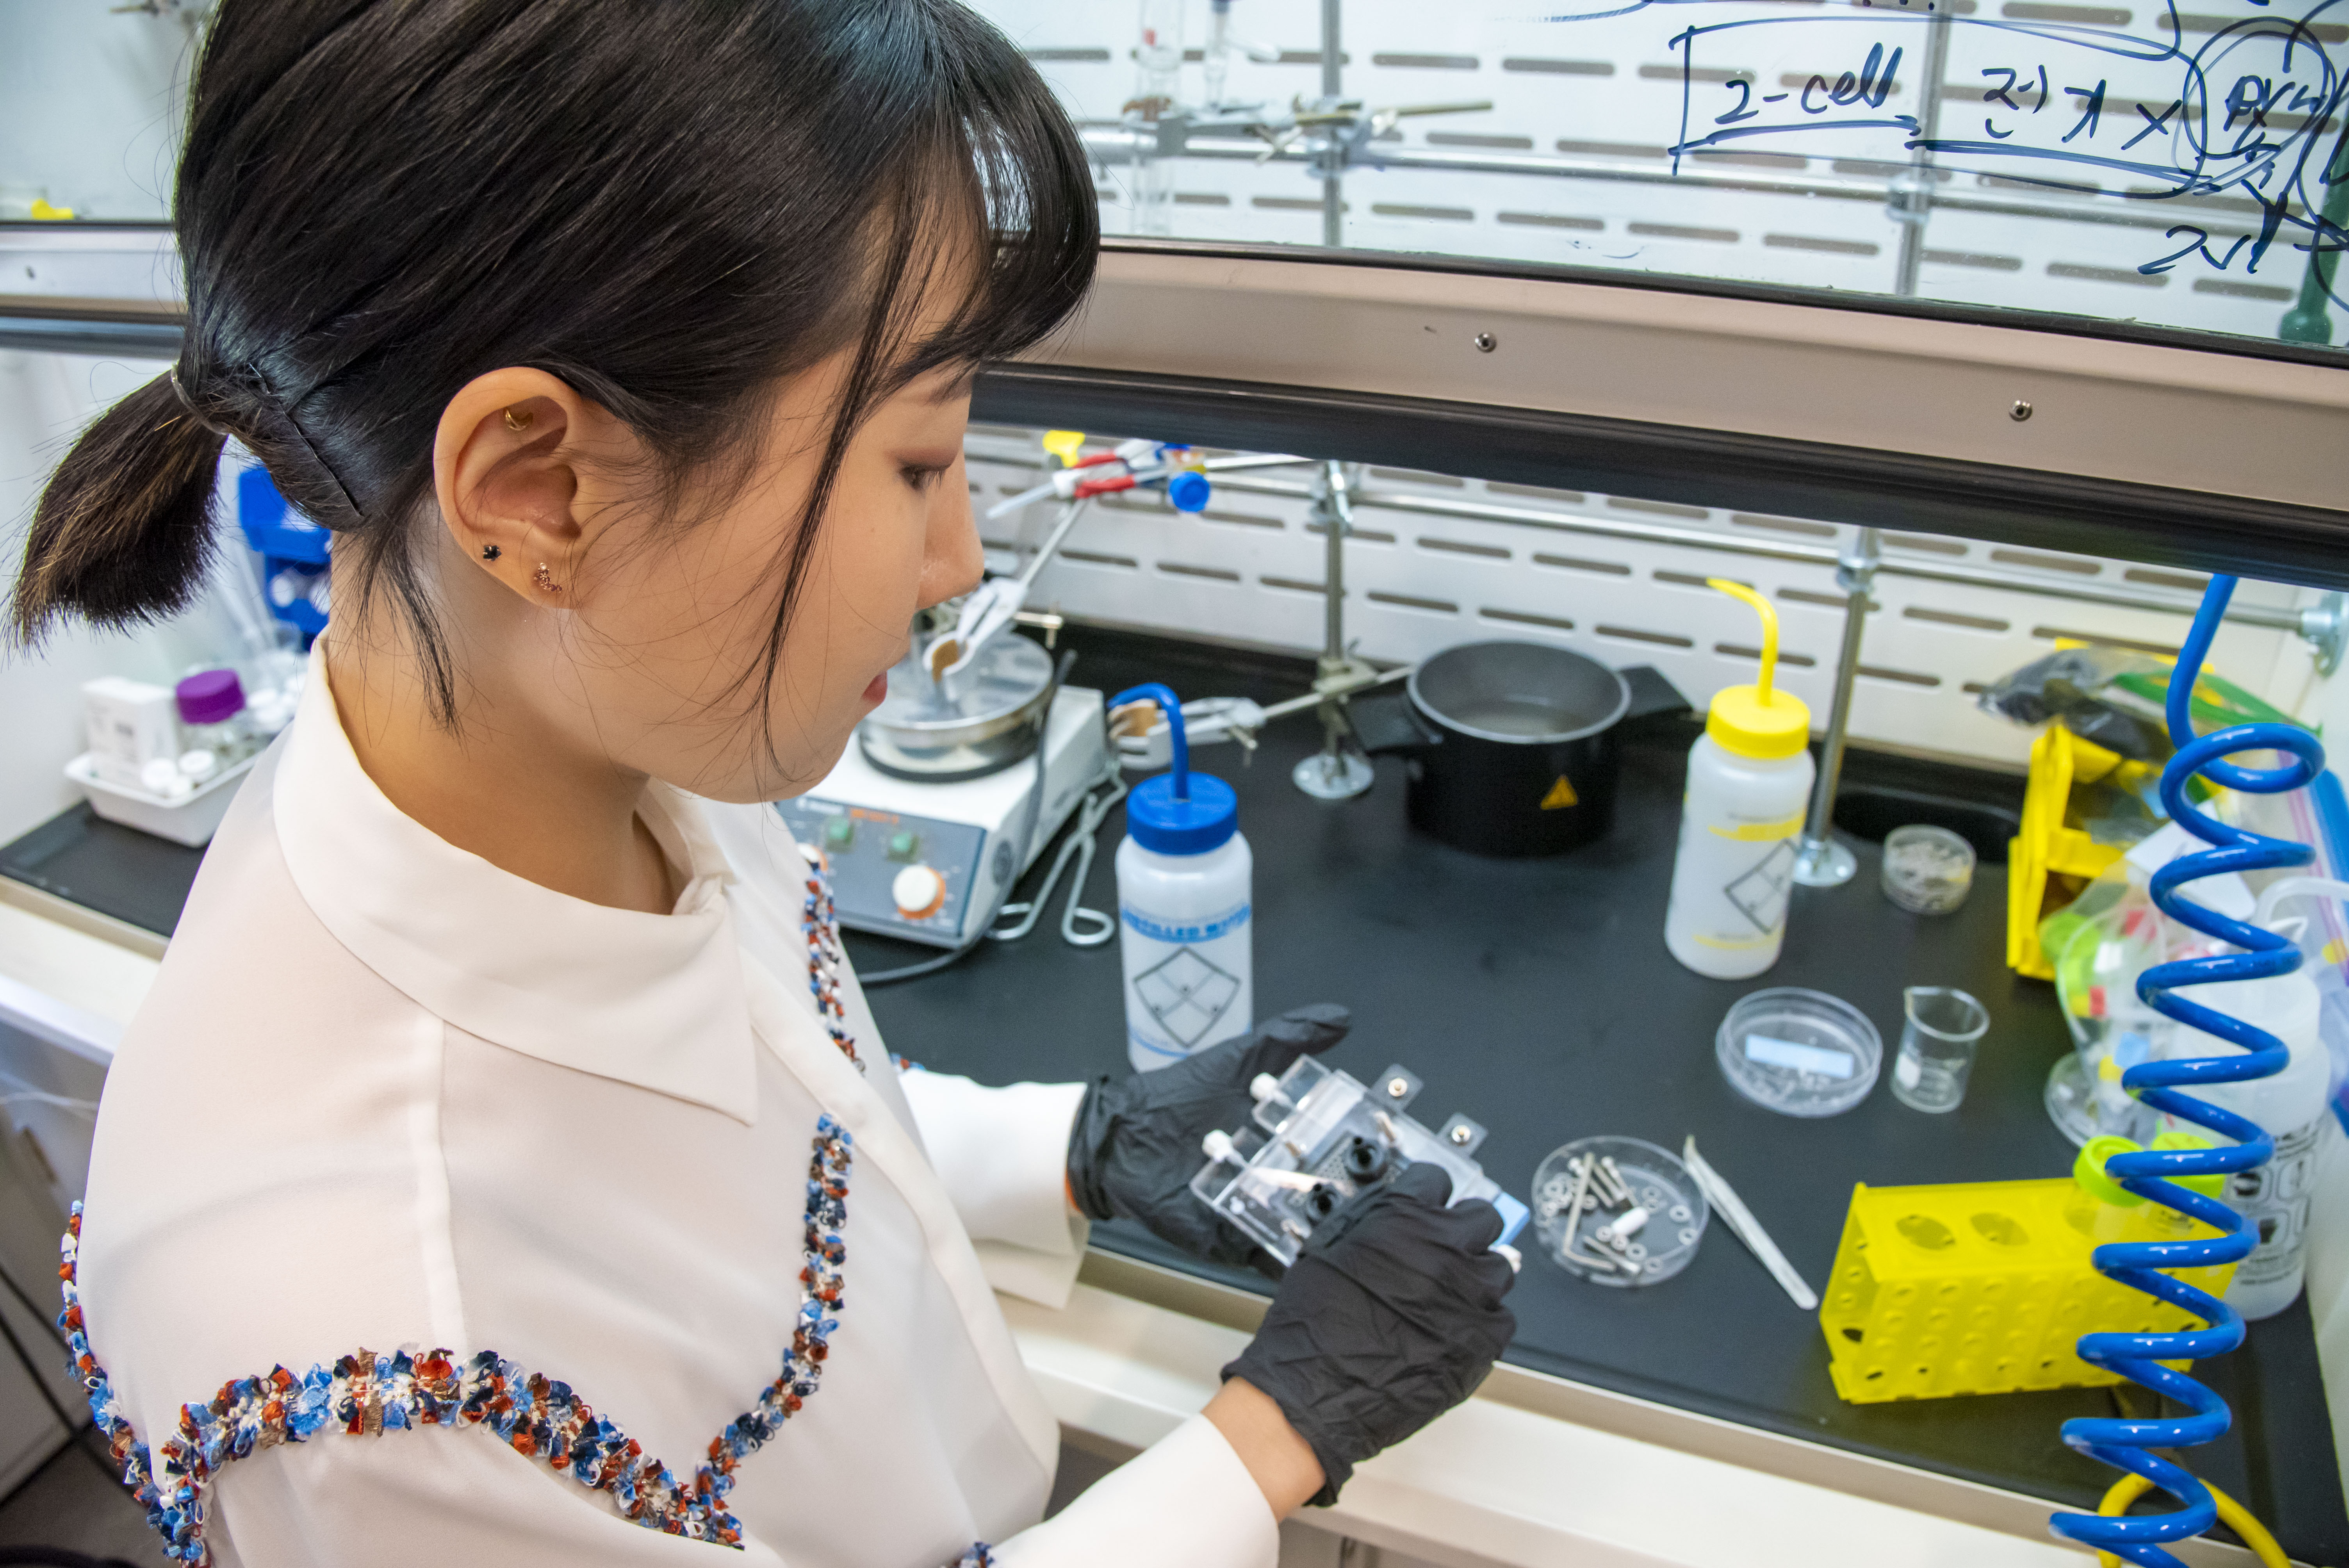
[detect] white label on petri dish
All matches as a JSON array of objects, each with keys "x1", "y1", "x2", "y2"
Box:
[{"x1": 1744, "y1": 1034, "x2": 1855, "y2": 1078}]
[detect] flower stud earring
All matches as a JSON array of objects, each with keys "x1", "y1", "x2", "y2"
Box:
[
  {"x1": 480, "y1": 543, "x2": 501, "y2": 561},
  {"x1": 504, "y1": 406, "x2": 534, "y2": 432},
  {"x1": 533, "y1": 562, "x2": 563, "y2": 596}
]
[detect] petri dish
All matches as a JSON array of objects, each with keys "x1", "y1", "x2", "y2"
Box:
[
  {"x1": 1531, "y1": 1136, "x2": 1708, "y2": 1288},
  {"x1": 1881, "y1": 824, "x2": 1976, "y2": 915},
  {"x1": 1716, "y1": 987, "x2": 1883, "y2": 1117}
]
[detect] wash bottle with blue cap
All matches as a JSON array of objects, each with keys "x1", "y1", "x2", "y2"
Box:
[{"x1": 1111, "y1": 685, "x2": 1253, "y2": 1072}]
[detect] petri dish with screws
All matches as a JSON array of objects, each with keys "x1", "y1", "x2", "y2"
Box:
[
  {"x1": 1531, "y1": 1136, "x2": 1708, "y2": 1287},
  {"x1": 1881, "y1": 824, "x2": 1977, "y2": 915}
]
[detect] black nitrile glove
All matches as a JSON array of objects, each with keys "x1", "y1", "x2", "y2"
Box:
[
  {"x1": 1221, "y1": 1162, "x2": 1517, "y2": 1506},
  {"x1": 1066, "y1": 1003, "x2": 1351, "y2": 1275}
]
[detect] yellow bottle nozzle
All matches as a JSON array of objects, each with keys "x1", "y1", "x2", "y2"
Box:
[
  {"x1": 1707, "y1": 579, "x2": 1779, "y2": 705},
  {"x1": 1041, "y1": 429, "x2": 1087, "y2": 468},
  {"x1": 1700, "y1": 578, "x2": 1809, "y2": 760}
]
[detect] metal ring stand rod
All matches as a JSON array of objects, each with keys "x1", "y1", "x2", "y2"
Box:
[
  {"x1": 1294, "y1": 460, "x2": 1382, "y2": 799},
  {"x1": 1792, "y1": 526, "x2": 1882, "y2": 887},
  {"x1": 1319, "y1": 0, "x2": 1344, "y2": 250}
]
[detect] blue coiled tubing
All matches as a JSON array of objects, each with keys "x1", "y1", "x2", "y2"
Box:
[{"x1": 2048, "y1": 576, "x2": 2324, "y2": 1565}]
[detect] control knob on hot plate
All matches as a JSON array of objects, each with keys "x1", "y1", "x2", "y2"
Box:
[{"x1": 891, "y1": 863, "x2": 947, "y2": 921}]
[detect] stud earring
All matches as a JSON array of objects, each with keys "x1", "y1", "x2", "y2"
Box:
[
  {"x1": 533, "y1": 562, "x2": 563, "y2": 595},
  {"x1": 504, "y1": 406, "x2": 534, "y2": 432},
  {"x1": 480, "y1": 543, "x2": 501, "y2": 561}
]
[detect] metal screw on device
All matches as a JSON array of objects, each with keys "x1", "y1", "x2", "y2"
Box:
[
  {"x1": 1448, "y1": 1124, "x2": 1474, "y2": 1146},
  {"x1": 1385, "y1": 1076, "x2": 1410, "y2": 1100},
  {"x1": 2010, "y1": 399, "x2": 2034, "y2": 421},
  {"x1": 1472, "y1": 331, "x2": 1497, "y2": 353}
]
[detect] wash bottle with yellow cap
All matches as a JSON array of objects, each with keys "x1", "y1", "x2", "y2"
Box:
[{"x1": 1664, "y1": 581, "x2": 1816, "y2": 978}]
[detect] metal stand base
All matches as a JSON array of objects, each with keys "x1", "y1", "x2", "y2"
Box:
[
  {"x1": 1791, "y1": 834, "x2": 1857, "y2": 887},
  {"x1": 1294, "y1": 749, "x2": 1374, "y2": 800}
]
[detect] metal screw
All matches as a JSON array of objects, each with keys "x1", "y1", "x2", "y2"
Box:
[
  {"x1": 1385, "y1": 1076, "x2": 1410, "y2": 1100},
  {"x1": 1448, "y1": 1124, "x2": 1473, "y2": 1146},
  {"x1": 2009, "y1": 399, "x2": 2033, "y2": 421},
  {"x1": 1472, "y1": 331, "x2": 1497, "y2": 353}
]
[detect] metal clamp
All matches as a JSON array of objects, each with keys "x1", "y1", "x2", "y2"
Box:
[{"x1": 2297, "y1": 592, "x2": 2348, "y2": 676}]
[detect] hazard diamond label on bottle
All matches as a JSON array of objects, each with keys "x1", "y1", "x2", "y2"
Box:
[
  {"x1": 1539, "y1": 775, "x2": 1579, "y2": 810},
  {"x1": 1724, "y1": 840, "x2": 1798, "y2": 934},
  {"x1": 1133, "y1": 946, "x2": 1242, "y2": 1048}
]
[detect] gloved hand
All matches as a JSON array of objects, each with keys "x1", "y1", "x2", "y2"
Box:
[
  {"x1": 1066, "y1": 1003, "x2": 1351, "y2": 1274},
  {"x1": 1221, "y1": 1162, "x2": 1517, "y2": 1506}
]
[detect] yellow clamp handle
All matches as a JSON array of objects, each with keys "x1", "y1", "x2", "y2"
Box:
[{"x1": 1041, "y1": 430, "x2": 1087, "y2": 468}]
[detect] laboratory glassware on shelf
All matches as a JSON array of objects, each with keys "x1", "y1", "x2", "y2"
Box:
[
  {"x1": 1107, "y1": 0, "x2": 1491, "y2": 246},
  {"x1": 1663, "y1": 581, "x2": 1813, "y2": 979},
  {"x1": 1190, "y1": 1052, "x2": 1528, "y2": 1267},
  {"x1": 1110, "y1": 684, "x2": 1253, "y2": 1072}
]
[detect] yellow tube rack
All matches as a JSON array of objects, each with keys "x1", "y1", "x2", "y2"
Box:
[{"x1": 1820, "y1": 1176, "x2": 2235, "y2": 1404}]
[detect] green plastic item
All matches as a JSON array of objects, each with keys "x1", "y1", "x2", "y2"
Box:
[
  {"x1": 2109, "y1": 669, "x2": 2307, "y2": 734},
  {"x1": 2073, "y1": 1132, "x2": 2226, "y2": 1206}
]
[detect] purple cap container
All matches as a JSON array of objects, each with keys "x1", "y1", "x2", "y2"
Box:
[{"x1": 176, "y1": 669, "x2": 247, "y2": 725}]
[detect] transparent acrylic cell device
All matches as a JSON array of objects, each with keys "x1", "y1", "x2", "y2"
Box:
[{"x1": 1189, "y1": 1056, "x2": 1531, "y2": 1268}]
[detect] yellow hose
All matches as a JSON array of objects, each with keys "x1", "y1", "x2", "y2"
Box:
[{"x1": 2093, "y1": 1472, "x2": 2289, "y2": 1568}]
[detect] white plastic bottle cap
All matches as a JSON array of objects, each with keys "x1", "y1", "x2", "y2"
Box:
[
  {"x1": 178, "y1": 748, "x2": 219, "y2": 782},
  {"x1": 139, "y1": 758, "x2": 182, "y2": 795},
  {"x1": 1248, "y1": 1073, "x2": 1280, "y2": 1103},
  {"x1": 1201, "y1": 1129, "x2": 1236, "y2": 1162}
]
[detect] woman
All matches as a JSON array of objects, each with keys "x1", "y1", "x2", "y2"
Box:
[{"x1": 9, "y1": 4, "x2": 1517, "y2": 1564}]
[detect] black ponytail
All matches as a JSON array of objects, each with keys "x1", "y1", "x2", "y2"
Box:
[
  {"x1": 9, "y1": 0, "x2": 1098, "y2": 725},
  {"x1": 11, "y1": 373, "x2": 226, "y2": 640}
]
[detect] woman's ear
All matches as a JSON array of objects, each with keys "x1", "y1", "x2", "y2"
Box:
[{"x1": 433, "y1": 368, "x2": 622, "y2": 605}]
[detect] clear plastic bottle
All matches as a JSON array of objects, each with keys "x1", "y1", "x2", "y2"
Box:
[
  {"x1": 1112, "y1": 684, "x2": 1252, "y2": 1072},
  {"x1": 1664, "y1": 582, "x2": 1814, "y2": 979},
  {"x1": 2158, "y1": 962, "x2": 2334, "y2": 1320}
]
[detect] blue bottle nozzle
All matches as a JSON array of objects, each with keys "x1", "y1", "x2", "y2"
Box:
[{"x1": 1112, "y1": 683, "x2": 1189, "y2": 799}]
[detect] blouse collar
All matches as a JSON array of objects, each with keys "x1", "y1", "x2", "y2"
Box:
[{"x1": 271, "y1": 646, "x2": 758, "y2": 1124}]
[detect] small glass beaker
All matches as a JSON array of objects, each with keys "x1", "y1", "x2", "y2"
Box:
[
  {"x1": 1893, "y1": 987, "x2": 1989, "y2": 1113},
  {"x1": 1882, "y1": 825, "x2": 1976, "y2": 915}
]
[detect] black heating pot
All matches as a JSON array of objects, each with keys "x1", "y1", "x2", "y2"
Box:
[{"x1": 1349, "y1": 641, "x2": 1687, "y2": 858}]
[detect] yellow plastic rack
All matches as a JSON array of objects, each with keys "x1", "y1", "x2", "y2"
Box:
[{"x1": 1821, "y1": 1176, "x2": 2234, "y2": 1404}]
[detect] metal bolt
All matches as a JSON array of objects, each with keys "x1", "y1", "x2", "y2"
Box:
[
  {"x1": 1385, "y1": 1076, "x2": 1410, "y2": 1100},
  {"x1": 1472, "y1": 331, "x2": 1497, "y2": 353},
  {"x1": 2009, "y1": 399, "x2": 2033, "y2": 421},
  {"x1": 1448, "y1": 1124, "x2": 1473, "y2": 1146}
]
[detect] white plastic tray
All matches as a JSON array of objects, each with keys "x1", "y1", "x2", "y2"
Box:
[{"x1": 65, "y1": 751, "x2": 257, "y2": 847}]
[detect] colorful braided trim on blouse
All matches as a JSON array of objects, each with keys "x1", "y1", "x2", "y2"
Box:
[
  {"x1": 60, "y1": 1118, "x2": 853, "y2": 1565},
  {"x1": 803, "y1": 868, "x2": 865, "y2": 1072}
]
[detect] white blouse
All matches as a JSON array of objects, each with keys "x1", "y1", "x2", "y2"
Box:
[{"x1": 68, "y1": 654, "x2": 1277, "y2": 1568}]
